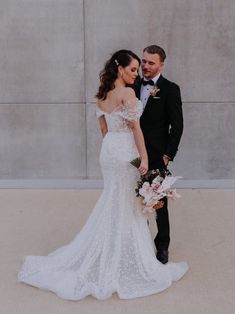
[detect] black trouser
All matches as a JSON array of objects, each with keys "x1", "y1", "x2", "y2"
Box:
[
  {"x1": 150, "y1": 161, "x2": 170, "y2": 252},
  {"x1": 154, "y1": 196, "x2": 170, "y2": 251}
]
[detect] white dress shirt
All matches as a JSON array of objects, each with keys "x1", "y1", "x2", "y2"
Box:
[{"x1": 140, "y1": 73, "x2": 161, "y2": 109}]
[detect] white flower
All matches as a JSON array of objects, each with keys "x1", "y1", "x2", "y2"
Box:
[
  {"x1": 167, "y1": 189, "x2": 181, "y2": 200},
  {"x1": 135, "y1": 169, "x2": 182, "y2": 215},
  {"x1": 157, "y1": 176, "x2": 182, "y2": 193},
  {"x1": 139, "y1": 182, "x2": 154, "y2": 203},
  {"x1": 150, "y1": 86, "x2": 160, "y2": 97}
]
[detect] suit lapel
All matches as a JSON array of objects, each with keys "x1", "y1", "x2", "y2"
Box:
[{"x1": 155, "y1": 74, "x2": 164, "y2": 89}]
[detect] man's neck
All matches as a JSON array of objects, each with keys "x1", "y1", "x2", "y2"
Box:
[{"x1": 143, "y1": 72, "x2": 161, "y2": 83}]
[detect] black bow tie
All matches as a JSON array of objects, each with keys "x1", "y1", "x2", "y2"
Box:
[{"x1": 142, "y1": 79, "x2": 154, "y2": 86}]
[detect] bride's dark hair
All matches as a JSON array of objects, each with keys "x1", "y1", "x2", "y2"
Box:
[{"x1": 96, "y1": 49, "x2": 140, "y2": 100}]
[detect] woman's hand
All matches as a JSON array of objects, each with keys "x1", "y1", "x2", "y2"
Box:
[{"x1": 138, "y1": 158, "x2": 148, "y2": 175}]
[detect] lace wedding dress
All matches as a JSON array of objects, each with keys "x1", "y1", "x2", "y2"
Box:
[{"x1": 18, "y1": 99, "x2": 188, "y2": 300}]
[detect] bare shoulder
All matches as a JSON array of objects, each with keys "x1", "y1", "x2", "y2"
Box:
[
  {"x1": 123, "y1": 87, "x2": 136, "y2": 98},
  {"x1": 119, "y1": 87, "x2": 136, "y2": 105}
]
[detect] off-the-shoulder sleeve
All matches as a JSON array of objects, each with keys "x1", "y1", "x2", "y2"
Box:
[
  {"x1": 95, "y1": 106, "x2": 104, "y2": 118},
  {"x1": 120, "y1": 99, "x2": 143, "y2": 121}
]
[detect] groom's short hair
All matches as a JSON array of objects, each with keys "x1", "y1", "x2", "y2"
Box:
[{"x1": 143, "y1": 45, "x2": 166, "y2": 62}]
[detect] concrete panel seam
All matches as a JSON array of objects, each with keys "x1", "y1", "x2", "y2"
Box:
[
  {"x1": 83, "y1": 0, "x2": 88, "y2": 179},
  {"x1": 0, "y1": 180, "x2": 235, "y2": 189}
]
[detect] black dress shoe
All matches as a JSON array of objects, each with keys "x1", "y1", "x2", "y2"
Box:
[{"x1": 156, "y1": 250, "x2": 169, "y2": 264}]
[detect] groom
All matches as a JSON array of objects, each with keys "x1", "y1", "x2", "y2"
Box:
[{"x1": 134, "y1": 45, "x2": 183, "y2": 264}]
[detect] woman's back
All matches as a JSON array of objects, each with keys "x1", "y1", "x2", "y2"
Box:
[
  {"x1": 96, "y1": 86, "x2": 143, "y2": 132},
  {"x1": 97, "y1": 86, "x2": 129, "y2": 113}
]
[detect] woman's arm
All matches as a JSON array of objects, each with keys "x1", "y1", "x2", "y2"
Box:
[
  {"x1": 98, "y1": 115, "x2": 108, "y2": 138},
  {"x1": 128, "y1": 120, "x2": 148, "y2": 175},
  {"x1": 122, "y1": 87, "x2": 148, "y2": 174}
]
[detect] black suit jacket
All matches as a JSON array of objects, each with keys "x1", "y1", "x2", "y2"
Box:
[{"x1": 134, "y1": 75, "x2": 183, "y2": 169}]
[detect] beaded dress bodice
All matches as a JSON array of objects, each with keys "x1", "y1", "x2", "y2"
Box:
[{"x1": 96, "y1": 99, "x2": 143, "y2": 133}]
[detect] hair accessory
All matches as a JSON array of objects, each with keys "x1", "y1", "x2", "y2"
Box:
[{"x1": 114, "y1": 59, "x2": 119, "y2": 66}]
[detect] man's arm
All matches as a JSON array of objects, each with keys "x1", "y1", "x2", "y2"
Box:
[{"x1": 165, "y1": 83, "x2": 183, "y2": 161}]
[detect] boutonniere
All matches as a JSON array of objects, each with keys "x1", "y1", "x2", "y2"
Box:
[{"x1": 150, "y1": 86, "x2": 160, "y2": 97}]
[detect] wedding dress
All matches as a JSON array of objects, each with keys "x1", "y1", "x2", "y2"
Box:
[{"x1": 18, "y1": 99, "x2": 188, "y2": 300}]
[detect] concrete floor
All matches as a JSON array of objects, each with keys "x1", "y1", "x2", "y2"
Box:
[{"x1": 1, "y1": 189, "x2": 235, "y2": 314}]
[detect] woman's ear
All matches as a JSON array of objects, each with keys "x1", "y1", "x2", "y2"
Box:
[{"x1": 118, "y1": 66, "x2": 124, "y2": 77}]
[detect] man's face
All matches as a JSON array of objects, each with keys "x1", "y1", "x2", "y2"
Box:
[{"x1": 141, "y1": 51, "x2": 164, "y2": 79}]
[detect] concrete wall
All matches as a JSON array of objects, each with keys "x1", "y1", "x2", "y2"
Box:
[{"x1": 0, "y1": 0, "x2": 234, "y2": 183}]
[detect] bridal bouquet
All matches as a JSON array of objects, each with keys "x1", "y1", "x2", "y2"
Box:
[{"x1": 130, "y1": 157, "x2": 181, "y2": 214}]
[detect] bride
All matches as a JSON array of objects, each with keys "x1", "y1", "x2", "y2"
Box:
[{"x1": 18, "y1": 49, "x2": 188, "y2": 300}]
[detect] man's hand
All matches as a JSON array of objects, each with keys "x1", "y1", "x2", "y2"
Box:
[{"x1": 163, "y1": 154, "x2": 170, "y2": 167}]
